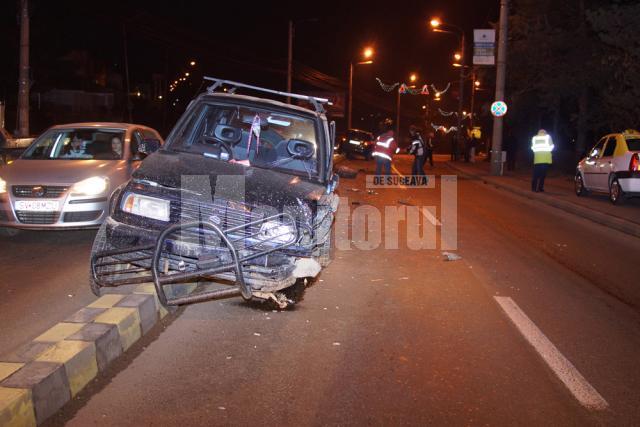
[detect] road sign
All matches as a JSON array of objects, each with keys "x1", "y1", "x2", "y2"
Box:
[
  {"x1": 473, "y1": 29, "x2": 495, "y2": 66},
  {"x1": 491, "y1": 101, "x2": 508, "y2": 117}
]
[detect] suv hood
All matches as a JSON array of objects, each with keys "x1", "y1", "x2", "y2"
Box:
[
  {"x1": 134, "y1": 150, "x2": 326, "y2": 209},
  {"x1": 0, "y1": 159, "x2": 125, "y2": 185}
]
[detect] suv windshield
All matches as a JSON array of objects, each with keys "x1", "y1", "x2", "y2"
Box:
[
  {"x1": 170, "y1": 103, "x2": 320, "y2": 177},
  {"x1": 22, "y1": 128, "x2": 126, "y2": 160}
]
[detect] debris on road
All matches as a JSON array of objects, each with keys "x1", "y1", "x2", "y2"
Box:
[
  {"x1": 253, "y1": 332, "x2": 261, "y2": 337},
  {"x1": 349, "y1": 188, "x2": 361, "y2": 192},
  {"x1": 367, "y1": 190, "x2": 378, "y2": 195},
  {"x1": 336, "y1": 165, "x2": 358, "y2": 179},
  {"x1": 398, "y1": 277, "x2": 409, "y2": 280},
  {"x1": 351, "y1": 201, "x2": 362, "y2": 206},
  {"x1": 370, "y1": 279, "x2": 383, "y2": 282},
  {"x1": 442, "y1": 252, "x2": 462, "y2": 261},
  {"x1": 333, "y1": 342, "x2": 341, "y2": 346},
  {"x1": 398, "y1": 199, "x2": 414, "y2": 206}
]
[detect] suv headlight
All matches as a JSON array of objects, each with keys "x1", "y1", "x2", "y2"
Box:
[
  {"x1": 258, "y1": 220, "x2": 296, "y2": 244},
  {"x1": 122, "y1": 193, "x2": 170, "y2": 222},
  {"x1": 71, "y1": 176, "x2": 109, "y2": 196},
  {"x1": 0, "y1": 177, "x2": 6, "y2": 194}
]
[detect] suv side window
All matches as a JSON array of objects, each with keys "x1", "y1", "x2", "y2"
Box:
[
  {"x1": 589, "y1": 138, "x2": 606, "y2": 159},
  {"x1": 603, "y1": 136, "x2": 617, "y2": 157}
]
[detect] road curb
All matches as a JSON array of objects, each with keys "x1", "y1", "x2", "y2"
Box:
[
  {"x1": 0, "y1": 283, "x2": 191, "y2": 426},
  {"x1": 447, "y1": 162, "x2": 640, "y2": 239}
]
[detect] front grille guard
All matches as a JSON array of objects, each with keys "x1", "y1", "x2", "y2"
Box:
[{"x1": 91, "y1": 213, "x2": 302, "y2": 306}]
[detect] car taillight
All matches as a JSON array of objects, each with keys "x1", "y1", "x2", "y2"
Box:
[{"x1": 630, "y1": 153, "x2": 640, "y2": 172}]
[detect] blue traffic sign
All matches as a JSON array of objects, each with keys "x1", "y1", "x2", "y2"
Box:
[{"x1": 491, "y1": 101, "x2": 508, "y2": 117}]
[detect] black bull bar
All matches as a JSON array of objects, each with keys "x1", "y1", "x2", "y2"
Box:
[{"x1": 91, "y1": 213, "x2": 301, "y2": 306}]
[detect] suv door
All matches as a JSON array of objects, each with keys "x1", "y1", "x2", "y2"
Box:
[
  {"x1": 596, "y1": 136, "x2": 617, "y2": 189},
  {"x1": 583, "y1": 138, "x2": 606, "y2": 190}
]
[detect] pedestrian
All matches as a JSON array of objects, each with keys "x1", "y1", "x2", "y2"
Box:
[
  {"x1": 372, "y1": 118, "x2": 397, "y2": 177},
  {"x1": 463, "y1": 128, "x2": 471, "y2": 162},
  {"x1": 408, "y1": 125, "x2": 425, "y2": 176},
  {"x1": 530, "y1": 129, "x2": 554, "y2": 192},
  {"x1": 423, "y1": 131, "x2": 434, "y2": 168},
  {"x1": 450, "y1": 131, "x2": 458, "y2": 161}
]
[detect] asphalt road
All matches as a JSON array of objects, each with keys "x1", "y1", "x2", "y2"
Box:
[
  {"x1": 4, "y1": 154, "x2": 640, "y2": 425},
  {"x1": 0, "y1": 228, "x2": 97, "y2": 358}
]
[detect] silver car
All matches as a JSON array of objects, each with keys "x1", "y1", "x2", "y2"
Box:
[{"x1": 0, "y1": 122, "x2": 163, "y2": 234}]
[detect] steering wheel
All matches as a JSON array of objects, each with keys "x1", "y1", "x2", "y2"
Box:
[{"x1": 201, "y1": 136, "x2": 234, "y2": 160}]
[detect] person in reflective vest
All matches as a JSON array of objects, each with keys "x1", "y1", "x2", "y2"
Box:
[
  {"x1": 531, "y1": 129, "x2": 554, "y2": 192},
  {"x1": 372, "y1": 118, "x2": 397, "y2": 177}
]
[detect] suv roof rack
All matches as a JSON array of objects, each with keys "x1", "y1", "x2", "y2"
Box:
[{"x1": 204, "y1": 76, "x2": 329, "y2": 113}]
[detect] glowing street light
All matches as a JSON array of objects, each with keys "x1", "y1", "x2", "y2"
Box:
[
  {"x1": 430, "y1": 18, "x2": 441, "y2": 28},
  {"x1": 184, "y1": 72, "x2": 190, "y2": 77},
  {"x1": 409, "y1": 73, "x2": 417, "y2": 83},
  {"x1": 348, "y1": 46, "x2": 375, "y2": 129},
  {"x1": 189, "y1": 60, "x2": 196, "y2": 66},
  {"x1": 474, "y1": 80, "x2": 481, "y2": 87},
  {"x1": 454, "y1": 52, "x2": 462, "y2": 61}
]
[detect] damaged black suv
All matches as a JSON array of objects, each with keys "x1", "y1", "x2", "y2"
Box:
[{"x1": 89, "y1": 78, "x2": 340, "y2": 308}]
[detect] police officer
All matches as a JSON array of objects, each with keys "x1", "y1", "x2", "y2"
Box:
[
  {"x1": 408, "y1": 125, "x2": 425, "y2": 176},
  {"x1": 372, "y1": 118, "x2": 397, "y2": 177},
  {"x1": 531, "y1": 129, "x2": 554, "y2": 192}
]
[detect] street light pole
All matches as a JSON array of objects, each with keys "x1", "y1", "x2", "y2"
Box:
[
  {"x1": 470, "y1": 68, "x2": 476, "y2": 130},
  {"x1": 347, "y1": 62, "x2": 354, "y2": 130},
  {"x1": 456, "y1": 32, "x2": 465, "y2": 161},
  {"x1": 287, "y1": 20, "x2": 293, "y2": 104},
  {"x1": 17, "y1": 0, "x2": 30, "y2": 137},
  {"x1": 396, "y1": 88, "x2": 401, "y2": 138},
  {"x1": 490, "y1": 0, "x2": 509, "y2": 175}
]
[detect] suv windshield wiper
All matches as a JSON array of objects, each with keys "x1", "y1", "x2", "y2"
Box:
[{"x1": 262, "y1": 155, "x2": 314, "y2": 180}]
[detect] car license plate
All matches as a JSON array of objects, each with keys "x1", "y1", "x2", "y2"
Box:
[{"x1": 14, "y1": 200, "x2": 59, "y2": 212}]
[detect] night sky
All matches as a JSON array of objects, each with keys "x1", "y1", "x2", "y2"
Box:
[{"x1": 1, "y1": 0, "x2": 499, "y2": 132}]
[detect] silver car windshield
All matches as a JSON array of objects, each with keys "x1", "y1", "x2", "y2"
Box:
[{"x1": 22, "y1": 129, "x2": 126, "y2": 160}]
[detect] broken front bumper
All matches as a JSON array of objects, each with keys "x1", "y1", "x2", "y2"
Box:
[{"x1": 91, "y1": 213, "x2": 314, "y2": 306}]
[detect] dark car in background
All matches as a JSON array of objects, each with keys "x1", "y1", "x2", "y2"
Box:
[{"x1": 339, "y1": 129, "x2": 374, "y2": 160}]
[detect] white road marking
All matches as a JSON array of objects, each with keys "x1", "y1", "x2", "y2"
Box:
[{"x1": 494, "y1": 296, "x2": 609, "y2": 411}]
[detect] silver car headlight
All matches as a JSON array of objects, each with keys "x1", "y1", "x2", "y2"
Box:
[
  {"x1": 0, "y1": 177, "x2": 6, "y2": 194},
  {"x1": 258, "y1": 220, "x2": 295, "y2": 244},
  {"x1": 122, "y1": 193, "x2": 170, "y2": 222},
  {"x1": 71, "y1": 176, "x2": 109, "y2": 196}
]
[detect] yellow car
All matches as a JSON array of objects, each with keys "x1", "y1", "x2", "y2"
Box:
[{"x1": 576, "y1": 130, "x2": 640, "y2": 204}]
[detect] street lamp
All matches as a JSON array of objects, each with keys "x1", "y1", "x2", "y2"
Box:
[
  {"x1": 430, "y1": 17, "x2": 466, "y2": 160},
  {"x1": 347, "y1": 46, "x2": 374, "y2": 130},
  {"x1": 409, "y1": 73, "x2": 417, "y2": 83},
  {"x1": 190, "y1": 60, "x2": 196, "y2": 66}
]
